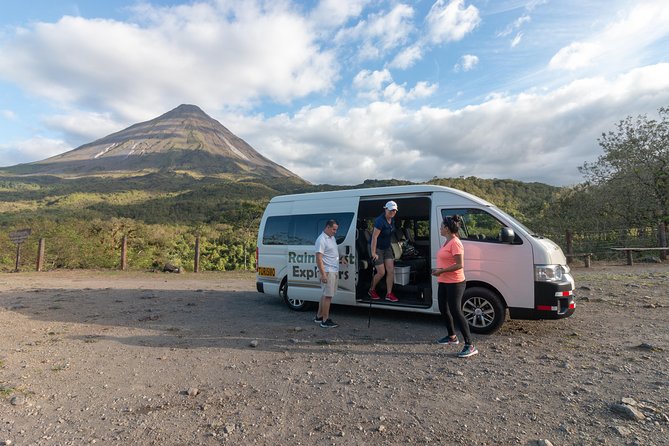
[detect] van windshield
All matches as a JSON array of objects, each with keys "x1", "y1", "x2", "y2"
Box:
[{"x1": 497, "y1": 210, "x2": 536, "y2": 236}]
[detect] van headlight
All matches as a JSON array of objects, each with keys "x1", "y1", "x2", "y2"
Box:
[{"x1": 534, "y1": 264, "x2": 569, "y2": 282}]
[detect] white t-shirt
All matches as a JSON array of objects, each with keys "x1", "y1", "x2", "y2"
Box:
[{"x1": 315, "y1": 231, "x2": 339, "y2": 272}]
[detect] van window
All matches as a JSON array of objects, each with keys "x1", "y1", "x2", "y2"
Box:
[
  {"x1": 262, "y1": 213, "x2": 354, "y2": 245},
  {"x1": 441, "y1": 209, "x2": 509, "y2": 243}
]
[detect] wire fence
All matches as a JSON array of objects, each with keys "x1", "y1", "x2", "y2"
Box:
[
  {"x1": 545, "y1": 225, "x2": 667, "y2": 263},
  {"x1": 3, "y1": 225, "x2": 667, "y2": 272}
]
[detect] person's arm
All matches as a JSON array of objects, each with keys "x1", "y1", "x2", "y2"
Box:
[
  {"x1": 316, "y1": 252, "x2": 327, "y2": 282},
  {"x1": 370, "y1": 228, "x2": 381, "y2": 260},
  {"x1": 431, "y1": 254, "x2": 463, "y2": 276}
]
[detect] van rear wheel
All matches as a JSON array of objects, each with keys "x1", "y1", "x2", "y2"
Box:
[
  {"x1": 280, "y1": 279, "x2": 311, "y2": 311},
  {"x1": 462, "y1": 287, "x2": 505, "y2": 334}
]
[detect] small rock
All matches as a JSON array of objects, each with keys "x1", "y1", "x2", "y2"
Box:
[
  {"x1": 249, "y1": 340, "x2": 259, "y2": 348},
  {"x1": 537, "y1": 440, "x2": 554, "y2": 446},
  {"x1": 10, "y1": 395, "x2": 25, "y2": 406},
  {"x1": 186, "y1": 388, "x2": 199, "y2": 397},
  {"x1": 621, "y1": 397, "x2": 637, "y2": 406},
  {"x1": 224, "y1": 425, "x2": 234, "y2": 434},
  {"x1": 612, "y1": 425, "x2": 631, "y2": 436},
  {"x1": 611, "y1": 403, "x2": 645, "y2": 421},
  {"x1": 378, "y1": 425, "x2": 386, "y2": 432}
]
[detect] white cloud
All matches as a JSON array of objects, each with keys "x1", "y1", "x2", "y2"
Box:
[
  {"x1": 352, "y1": 69, "x2": 392, "y2": 100},
  {"x1": 454, "y1": 54, "x2": 479, "y2": 72},
  {"x1": 353, "y1": 69, "x2": 436, "y2": 102},
  {"x1": 0, "y1": 137, "x2": 72, "y2": 166},
  {"x1": 426, "y1": 0, "x2": 480, "y2": 44},
  {"x1": 236, "y1": 63, "x2": 669, "y2": 186},
  {"x1": 550, "y1": 42, "x2": 601, "y2": 70},
  {"x1": 510, "y1": 32, "x2": 523, "y2": 48},
  {"x1": 42, "y1": 110, "x2": 123, "y2": 145},
  {"x1": 1, "y1": 109, "x2": 16, "y2": 120},
  {"x1": 309, "y1": 0, "x2": 369, "y2": 28},
  {"x1": 336, "y1": 3, "x2": 414, "y2": 61},
  {"x1": 0, "y1": 2, "x2": 339, "y2": 124},
  {"x1": 389, "y1": 44, "x2": 423, "y2": 69},
  {"x1": 549, "y1": 1, "x2": 669, "y2": 71},
  {"x1": 498, "y1": 14, "x2": 530, "y2": 38}
]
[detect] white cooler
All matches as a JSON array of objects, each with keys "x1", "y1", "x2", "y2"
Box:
[{"x1": 394, "y1": 266, "x2": 411, "y2": 285}]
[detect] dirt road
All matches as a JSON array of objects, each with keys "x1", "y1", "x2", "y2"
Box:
[{"x1": 0, "y1": 266, "x2": 667, "y2": 445}]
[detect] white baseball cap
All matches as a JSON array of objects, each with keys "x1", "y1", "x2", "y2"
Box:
[{"x1": 384, "y1": 200, "x2": 398, "y2": 211}]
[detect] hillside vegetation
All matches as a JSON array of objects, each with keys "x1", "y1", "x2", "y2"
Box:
[{"x1": 0, "y1": 172, "x2": 559, "y2": 271}]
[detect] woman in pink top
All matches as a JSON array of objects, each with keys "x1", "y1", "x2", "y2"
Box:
[{"x1": 431, "y1": 215, "x2": 478, "y2": 358}]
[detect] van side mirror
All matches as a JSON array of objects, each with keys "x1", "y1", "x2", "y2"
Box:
[{"x1": 500, "y1": 227, "x2": 515, "y2": 243}]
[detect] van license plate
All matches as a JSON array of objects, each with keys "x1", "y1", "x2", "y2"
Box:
[{"x1": 258, "y1": 267, "x2": 275, "y2": 277}]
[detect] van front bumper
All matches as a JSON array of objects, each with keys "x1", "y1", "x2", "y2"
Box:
[{"x1": 508, "y1": 279, "x2": 575, "y2": 320}]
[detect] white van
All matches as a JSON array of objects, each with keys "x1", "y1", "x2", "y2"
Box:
[{"x1": 255, "y1": 185, "x2": 575, "y2": 333}]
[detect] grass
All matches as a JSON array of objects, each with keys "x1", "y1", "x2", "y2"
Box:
[{"x1": 0, "y1": 385, "x2": 14, "y2": 396}]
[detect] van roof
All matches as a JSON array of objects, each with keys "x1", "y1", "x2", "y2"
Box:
[{"x1": 270, "y1": 184, "x2": 493, "y2": 206}]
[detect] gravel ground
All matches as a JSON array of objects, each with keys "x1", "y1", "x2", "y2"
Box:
[{"x1": 0, "y1": 265, "x2": 667, "y2": 446}]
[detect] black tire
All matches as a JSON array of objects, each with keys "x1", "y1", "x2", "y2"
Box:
[
  {"x1": 280, "y1": 278, "x2": 311, "y2": 311},
  {"x1": 462, "y1": 287, "x2": 505, "y2": 334}
]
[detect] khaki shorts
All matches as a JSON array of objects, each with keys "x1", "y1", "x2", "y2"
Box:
[
  {"x1": 321, "y1": 271, "x2": 339, "y2": 297},
  {"x1": 374, "y1": 247, "x2": 394, "y2": 266}
]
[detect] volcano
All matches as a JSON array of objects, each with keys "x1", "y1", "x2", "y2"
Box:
[{"x1": 5, "y1": 104, "x2": 303, "y2": 181}]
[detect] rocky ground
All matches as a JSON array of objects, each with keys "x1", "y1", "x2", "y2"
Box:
[{"x1": 0, "y1": 264, "x2": 667, "y2": 446}]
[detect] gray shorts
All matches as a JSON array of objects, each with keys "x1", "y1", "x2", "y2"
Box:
[
  {"x1": 321, "y1": 271, "x2": 339, "y2": 297},
  {"x1": 374, "y1": 247, "x2": 394, "y2": 266}
]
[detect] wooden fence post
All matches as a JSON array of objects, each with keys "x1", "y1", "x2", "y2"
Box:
[
  {"x1": 36, "y1": 238, "x2": 45, "y2": 272},
  {"x1": 14, "y1": 244, "x2": 21, "y2": 272},
  {"x1": 659, "y1": 222, "x2": 667, "y2": 261},
  {"x1": 194, "y1": 235, "x2": 200, "y2": 273},
  {"x1": 566, "y1": 230, "x2": 574, "y2": 264},
  {"x1": 121, "y1": 235, "x2": 128, "y2": 271}
]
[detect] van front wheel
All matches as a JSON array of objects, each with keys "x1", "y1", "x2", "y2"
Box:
[
  {"x1": 280, "y1": 279, "x2": 310, "y2": 311},
  {"x1": 462, "y1": 287, "x2": 505, "y2": 334}
]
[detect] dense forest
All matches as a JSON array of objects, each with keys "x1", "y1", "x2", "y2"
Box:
[{"x1": 2, "y1": 106, "x2": 667, "y2": 271}]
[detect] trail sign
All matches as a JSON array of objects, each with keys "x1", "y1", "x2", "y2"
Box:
[
  {"x1": 9, "y1": 229, "x2": 31, "y2": 272},
  {"x1": 9, "y1": 228, "x2": 31, "y2": 244}
]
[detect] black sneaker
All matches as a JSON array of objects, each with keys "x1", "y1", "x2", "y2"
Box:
[
  {"x1": 436, "y1": 336, "x2": 459, "y2": 345},
  {"x1": 314, "y1": 316, "x2": 323, "y2": 324},
  {"x1": 320, "y1": 319, "x2": 338, "y2": 328},
  {"x1": 458, "y1": 344, "x2": 479, "y2": 358}
]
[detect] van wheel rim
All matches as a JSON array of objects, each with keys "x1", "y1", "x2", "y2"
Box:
[
  {"x1": 463, "y1": 297, "x2": 495, "y2": 328},
  {"x1": 288, "y1": 297, "x2": 305, "y2": 307}
]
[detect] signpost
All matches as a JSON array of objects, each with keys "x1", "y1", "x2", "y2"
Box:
[{"x1": 9, "y1": 228, "x2": 31, "y2": 272}]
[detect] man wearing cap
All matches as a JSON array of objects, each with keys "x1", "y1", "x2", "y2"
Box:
[{"x1": 368, "y1": 201, "x2": 400, "y2": 302}]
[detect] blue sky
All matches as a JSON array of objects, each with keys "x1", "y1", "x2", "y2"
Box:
[{"x1": 1, "y1": 0, "x2": 668, "y2": 186}]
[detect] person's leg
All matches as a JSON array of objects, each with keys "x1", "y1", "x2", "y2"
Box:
[
  {"x1": 447, "y1": 282, "x2": 472, "y2": 345},
  {"x1": 438, "y1": 283, "x2": 456, "y2": 338},
  {"x1": 316, "y1": 299, "x2": 323, "y2": 320},
  {"x1": 370, "y1": 260, "x2": 386, "y2": 292},
  {"x1": 321, "y1": 295, "x2": 332, "y2": 321},
  {"x1": 384, "y1": 257, "x2": 395, "y2": 295},
  {"x1": 320, "y1": 272, "x2": 339, "y2": 327}
]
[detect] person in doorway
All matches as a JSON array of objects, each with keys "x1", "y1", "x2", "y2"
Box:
[
  {"x1": 369, "y1": 200, "x2": 399, "y2": 302},
  {"x1": 314, "y1": 219, "x2": 347, "y2": 328},
  {"x1": 432, "y1": 215, "x2": 478, "y2": 358}
]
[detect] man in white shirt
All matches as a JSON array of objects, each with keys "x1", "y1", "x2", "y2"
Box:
[{"x1": 314, "y1": 219, "x2": 347, "y2": 328}]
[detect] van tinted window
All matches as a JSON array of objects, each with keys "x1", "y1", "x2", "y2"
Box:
[
  {"x1": 263, "y1": 213, "x2": 354, "y2": 245},
  {"x1": 441, "y1": 208, "x2": 514, "y2": 243}
]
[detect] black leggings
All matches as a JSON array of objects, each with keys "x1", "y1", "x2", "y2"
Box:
[{"x1": 437, "y1": 281, "x2": 472, "y2": 345}]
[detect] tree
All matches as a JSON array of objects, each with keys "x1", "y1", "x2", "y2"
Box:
[{"x1": 579, "y1": 106, "x2": 669, "y2": 228}]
